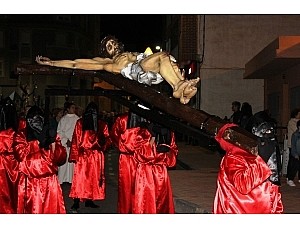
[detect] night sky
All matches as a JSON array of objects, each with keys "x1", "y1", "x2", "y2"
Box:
[{"x1": 100, "y1": 15, "x2": 164, "y2": 53}]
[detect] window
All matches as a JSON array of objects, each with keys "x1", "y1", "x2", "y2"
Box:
[
  {"x1": 20, "y1": 44, "x2": 31, "y2": 59},
  {"x1": 20, "y1": 31, "x2": 30, "y2": 44},
  {"x1": 55, "y1": 33, "x2": 67, "y2": 46},
  {"x1": 0, "y1": 60, "x2": 4, "y2": 77},
  {"x1": 19, "y1": 31, "x2": 31, "y2": 63}
]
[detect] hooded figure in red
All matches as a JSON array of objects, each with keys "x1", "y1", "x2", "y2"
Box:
[
  {"x1": 14, "y1": 105, "x2": 67, "y2": 213},
  {"x1": 213, "y1": 123, "x2": 283, "y2": 214},
  {"x1": 69, "y1": 101, "x2": 111, "y2": 212},
  {"x1": 111, "y1": 107, "x2": 178, "y2": 214},
  {"x1": 0, "y1": 97, "x2": 19, "y2": 213}
]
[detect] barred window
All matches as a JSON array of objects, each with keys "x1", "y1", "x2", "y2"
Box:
[{"x1": 19, "y1": 31, "x2": 31, "y2": 63}]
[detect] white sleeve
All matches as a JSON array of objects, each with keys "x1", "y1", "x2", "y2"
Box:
[{"x1": 57, "y1": 118, "x2": 68, "y2": 146}]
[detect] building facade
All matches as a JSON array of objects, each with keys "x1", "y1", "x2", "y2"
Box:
[
  {"x1": 245, "y1": 36, "x2": 300, "y2": 130},
  {"x1": 0, "y1": 15, "x2": 104, "y2": 113},
  {"x1": 165, "y1": 15, "x2": 300, "y2": 129}
]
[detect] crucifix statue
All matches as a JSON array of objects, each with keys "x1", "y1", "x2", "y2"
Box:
[{"x1": 36, "y1": 35, "x2": 200, "y2": 105}]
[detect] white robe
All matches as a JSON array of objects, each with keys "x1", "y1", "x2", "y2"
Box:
[{"x1": 57, "y1": 113, "x2": 80, "y2": 184}]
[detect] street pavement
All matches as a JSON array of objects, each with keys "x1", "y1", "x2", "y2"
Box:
[{"x1": 61, "y1": 139, "x2": 300, "y2": 214}]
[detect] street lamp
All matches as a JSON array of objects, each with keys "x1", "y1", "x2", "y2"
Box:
[{"x1": 155, "y1": 45, "x2": 162, "y2": 52}]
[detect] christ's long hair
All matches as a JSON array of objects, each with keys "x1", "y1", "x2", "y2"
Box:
[{"x1": 99, "y1": 35, "x2": 124, "y2": 58}]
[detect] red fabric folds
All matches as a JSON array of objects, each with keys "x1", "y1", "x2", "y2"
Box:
[
  {"x1": 111, "y1": 114, "x2": 136, "y2": 213},
  {"x1": 14, "y1": 131, "x2": 67, "y2": 214},
  {"x1": 213, "y1": 123, "x2": 283, "y2": 214},
  {"x1": 69, "y1": 119, "x2": 111, "y2": 201},
  {"x1": 0, "y1": 128, "x2": 18, "y2": 213},
  {"x1": 111, "y1": 113, "x2": 178, "y2": 214}
]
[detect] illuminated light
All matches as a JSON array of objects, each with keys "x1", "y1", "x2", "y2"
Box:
[
  {"x1": 155, "y1": 45, "x2": 161, "y2": 50},
  {"x1": 137, "y1": 103, "x2": 150, "y2": 110},
  {"x1": 144, "y1": 47, "x2": 153, "y2": 56}
]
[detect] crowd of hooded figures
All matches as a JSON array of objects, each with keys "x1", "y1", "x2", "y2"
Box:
[
  {"x1": 0, "y1": 97, "x2": 179, "y2": 214},
  {"x1": 1, "y1": 94, "x2": 294, "y2": 214}
]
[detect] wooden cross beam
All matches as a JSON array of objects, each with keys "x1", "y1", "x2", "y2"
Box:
[
  {"x1": 44, "y1": 87, "x2": 213, "y2": 141},
  {"x1": 15, "y1": 64, "x2": 259, "y2": 154}
]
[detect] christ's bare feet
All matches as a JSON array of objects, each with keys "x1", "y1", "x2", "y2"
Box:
[{"x1": 173, "y1": 78, "x2": 200, "y2": 104}]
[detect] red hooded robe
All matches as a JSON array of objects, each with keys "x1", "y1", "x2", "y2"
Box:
[
  {"x1": 213, "y1": 123, "x2": 283, "y2": 214},
  {"x1": 69, "y1": 119, "x2": 111, "y2": 201},
  {"x1": 0, "y1": 128, "x2": 18, "y2": 213},
  {"x1": 111, "y1": 113, "x2": 178, "y2": 213},
  {"x1": 14, "y1": 131, "x2": 67, "y2": 214}
]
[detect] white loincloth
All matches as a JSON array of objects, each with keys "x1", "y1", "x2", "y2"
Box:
[{"x1": 120, "y1": 53, "x2": 164, "y2": 86}]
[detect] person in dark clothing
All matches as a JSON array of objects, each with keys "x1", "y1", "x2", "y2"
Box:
[
  {"x1": 252, "y1": 121, "x2": 281, "y2": 186},
  {"x1": 49, "y1": 107, "x2": 63, "y2": 132},
  {"x1": 240, "y1": 102, "x2": 253, "y2": 132},
  {"x1": 229, "y1": 101, "x2": 242, "y2": 125},
  {"x1": 286, "y1": 118, "x2": 300, "y2": 186},
  {"x1": 246, "y1": 110, "x2": 282, "y2": 178}
]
